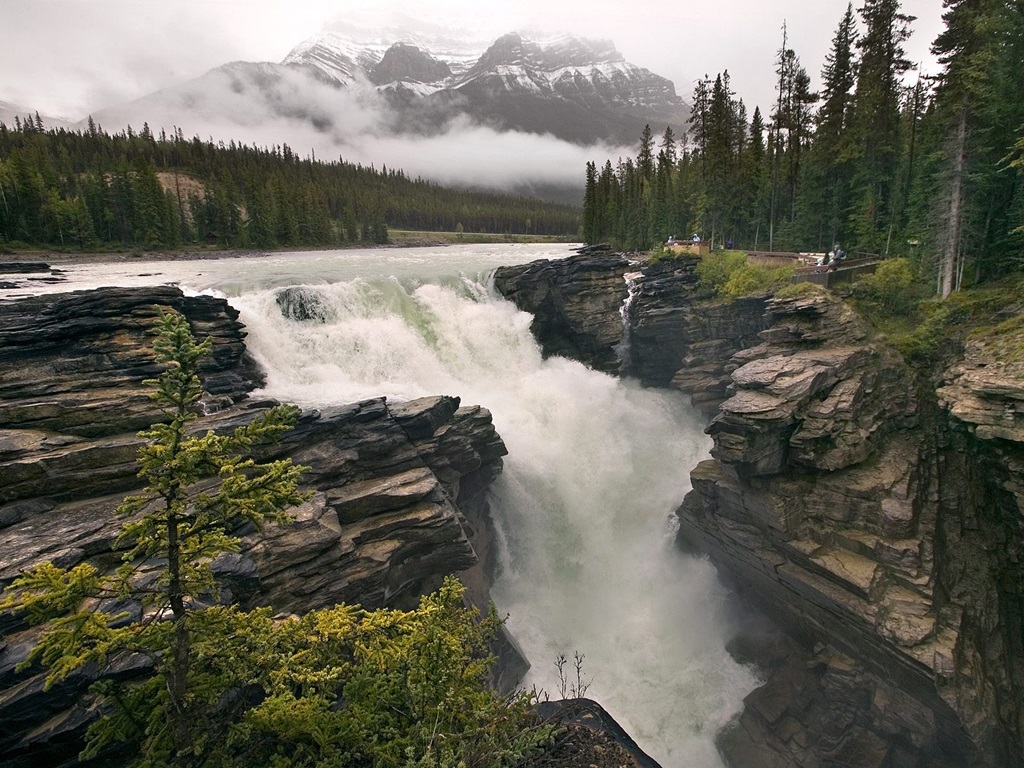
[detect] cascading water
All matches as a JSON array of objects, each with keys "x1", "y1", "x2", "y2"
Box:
[
  {"x1": 229, "y1": 270, "x2": 757, "y2": 768},
  {"x1": 615, "y1": 269, "x2": 645, "y2": 371},
  {"x1": 9, "y1": 246, "x2": 758, "y2": 766}
]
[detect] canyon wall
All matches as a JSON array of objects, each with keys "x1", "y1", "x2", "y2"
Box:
[
  {"x1": 495, "y1": 251, "x2": 1024, "y2": 768},
  {"x1": 0, "y1": 286, "x2": 518, "y2": 764}
]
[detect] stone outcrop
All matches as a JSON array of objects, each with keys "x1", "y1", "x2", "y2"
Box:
[
  {"x1": 493, "y1": 248, "x2": 631, "y2": 374},
  {"x1": 0, "y1": 286, "x2": 514, "y2": 764},
  {"x1": 676, "y1": 287, "x2": 1024, "y2": 767},
  {"x1": 493, "y1": 251, "x2": 769, "y2": 415},
  {"x1": 622, "y1": 257, "x2": 769, "y2": 413}
]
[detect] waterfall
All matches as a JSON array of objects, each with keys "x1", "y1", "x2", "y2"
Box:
[
  {"x1": 615, "y1": 269, "x2": 645, "y2": 370},
  {"x1": 6, "y1": 246, "x2": 757, "y2": 764},
  {"x1": 226, "y1": 267, "x2": 758, "y2": 767}
]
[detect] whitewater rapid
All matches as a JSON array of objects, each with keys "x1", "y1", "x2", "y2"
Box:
[{"x1": 5, "y1": 246, "x2": 759, "y2": 766}]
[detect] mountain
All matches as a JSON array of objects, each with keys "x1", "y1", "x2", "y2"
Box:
[
  {"x1": 281, "y1": 25, "x2": 689, "y2": 144},
  {"x1": 0, "y1": 100, "x2": 72, "y2": 131},
  {"x1": 85, "y1": 24, "x2": 687, "y2": 149}
]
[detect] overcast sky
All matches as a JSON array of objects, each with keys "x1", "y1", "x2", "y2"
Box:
[{"x1": 4, "y1": 0, "x2": 944, "y2": 121}]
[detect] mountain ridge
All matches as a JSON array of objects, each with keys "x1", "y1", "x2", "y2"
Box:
[{"x1": 72, "y1": 26, "x2": 688, "y2": 148}]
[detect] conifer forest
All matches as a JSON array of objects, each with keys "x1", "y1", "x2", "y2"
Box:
[
  {"x1": 581, "y1": 0, "x2": 1024, "y2": 297},
  {"x1": 0, "y1": 119, "x2": 581, "y2": 251}
]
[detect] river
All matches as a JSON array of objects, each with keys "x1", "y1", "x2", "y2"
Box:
[{"x1": 3, "y1": 245, "x2": 759, "y2": 766}]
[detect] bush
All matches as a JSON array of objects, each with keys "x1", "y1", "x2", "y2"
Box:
[
  {"x1": 228, "y1": 578, "x2": 553, "y2": 768},
  {"x1": 720, "y1": 263, "x2": 795, "y2": 298},
  {"x1": 696, "y1": 250, "x2": 747, "y2": 293},
  {"x1": 774, "y1": 281, "x2": 823, "y2": 300},
  {"x1": 851, "y1": 258, "x2": 918, "y2": 316}
]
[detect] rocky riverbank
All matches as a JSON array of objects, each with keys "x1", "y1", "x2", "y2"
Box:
[{"x1": 494, "y1": 249, "x2": 1024, "y2": 768}]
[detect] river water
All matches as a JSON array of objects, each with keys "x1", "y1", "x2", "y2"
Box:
[{"x1": 4, "y1": 245, "x2": 758, "y2": 766}]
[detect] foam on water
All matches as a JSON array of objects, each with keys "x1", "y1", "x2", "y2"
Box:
[{"x1": 226, "y1": 264, "x2": 758, "y2": 767}]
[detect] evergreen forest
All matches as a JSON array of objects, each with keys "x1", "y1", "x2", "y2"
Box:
[
  {"x1": 0, "y1": 119, "x2": 581, "y2": 251},
  {"x1": 581, "y1": 0, "x2": 1024, "y2": 297}
]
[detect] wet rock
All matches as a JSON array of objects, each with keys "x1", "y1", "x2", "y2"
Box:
[{"x1": 493, "y1": 249, "x2": 631, "y2": 373}]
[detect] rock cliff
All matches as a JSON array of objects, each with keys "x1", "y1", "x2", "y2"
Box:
[
  {"x1": 493, "y1": 249, "x2": 631, "y2": 374},
  {"x1": 494, "y1": 251, "x2": 1024, "y2": 767},
  {"x1": 0, "y1": 286, "x2": 514, "y2": 764}
]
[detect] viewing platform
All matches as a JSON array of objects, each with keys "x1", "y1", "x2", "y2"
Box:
[
  {"x1": 791, "y1": 254, "x2": 881, "y2": 287},
  {"x1": 665, "y1": 239, "x2": 711, "y2": 257}
]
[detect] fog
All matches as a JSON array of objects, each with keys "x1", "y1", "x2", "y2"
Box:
[{"x1": 85, "y1": 64, "x2": 628, "y2": 192}]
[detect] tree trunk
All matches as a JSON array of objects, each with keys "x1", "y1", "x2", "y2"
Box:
[
  {"x1": 165, "y1": 509, "x2": 192, "y2": 758},
  {"x1": 941, "y1": 98, "x2": 969, "y2": 298}
]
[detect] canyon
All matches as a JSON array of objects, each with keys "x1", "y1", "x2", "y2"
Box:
[
  {"x1": 3, "y1": 245, "x2": 1023, "y2": 767},
  {"x1": 494, "y1": 250, "x2": 1024, "y2": 767}
]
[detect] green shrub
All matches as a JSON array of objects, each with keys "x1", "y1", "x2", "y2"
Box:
[
  {"x1": 229, "y1": 578, "x2": 553, "y2": 768},
  {"x1": 774, "y1": 281, "x2": 823, "y2": 300},
  {"x1": 720, "y1": 263, "x2": 795, "y2": 298},
  {"x1": 851, "y1": 258, "x2": 918, "y2": 316},
  {"x1": 696, "y1": 250, "x2": 747, "y2": 292}
]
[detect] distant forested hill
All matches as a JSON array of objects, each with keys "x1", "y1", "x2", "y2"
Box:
[{"x1": 0, "y1": 117, "x2": 580, "y2": 250}]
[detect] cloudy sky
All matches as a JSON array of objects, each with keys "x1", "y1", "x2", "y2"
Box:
[{"x1": 3, "y1": 0, "x2": 944, "y2": 120}]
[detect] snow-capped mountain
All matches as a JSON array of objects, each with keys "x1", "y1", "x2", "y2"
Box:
[
  {"x1": 280, "y1": 26, "x2": 688, "y2": 144},
  {"x1": 77, "y1": 19, "x2": 688, "y2": 182},
  {"x1": 283, "y1": 16, "x2": 490, "y2": 87}
]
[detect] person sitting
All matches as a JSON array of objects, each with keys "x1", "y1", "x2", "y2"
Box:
[{"x1": 692, "y1": 233, "x2": 701, "y2": 243}]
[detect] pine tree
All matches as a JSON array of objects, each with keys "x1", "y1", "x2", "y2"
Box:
[
  {"x1": 847, "y1": 0, "x2": 914, "y2": 254},
  {"x1": 582, "y1": 160, "x2": 598, "y2": 243},
  {"x1": 1, "y1": 310, "x2": 310, "y2": 763},
  {"x1": 931, "y1": 0, "x2": 1002, "y2": 294}
]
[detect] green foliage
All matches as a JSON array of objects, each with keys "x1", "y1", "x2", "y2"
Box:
[
  {"x1": 232, "y1": 580, "x2": 551, "y2": 768},
  {"x1": 720, "y1": 263, "x2": 795, "y2": 298},
  {"x1": 850, "y1": 257, "x2": 919, "y2": 316},
  {"x1": 696, "y1": 250, "x2": 747, "y2": 292},
  {"x1": 774, "y1": 280, "x2": 824, "y2": 300},
  {"x1": 857, "y1": 275, "x2": 1024, "y2": 363}
]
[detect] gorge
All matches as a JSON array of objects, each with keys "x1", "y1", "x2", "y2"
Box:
[
  {"x1": 494, "y1": 248, "x2": 1024, "y2": 768},
  {"x1": 2, "y1": 243, "x2": 1023, "y2": 767},
  {"x1": 0, "y1": 245, "x2": 752, "y2": 767}
]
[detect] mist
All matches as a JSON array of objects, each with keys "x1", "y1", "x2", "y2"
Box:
[{"x1": 80, "y1": 63, "x2": 626, "y2": 196}]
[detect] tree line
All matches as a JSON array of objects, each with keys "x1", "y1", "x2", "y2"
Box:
[
  {"x1": 0, "y1": 118, "x2": 581, "y2": 251},
  {"x1": 582, "y1": 0, "x2": 1024, "y2": 297}
]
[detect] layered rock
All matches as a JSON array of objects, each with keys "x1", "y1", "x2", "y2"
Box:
[
  {"x1": 0, "y1": 286, "x2": 513, "y2": 763},
  {"x1": 493, "y1": 248, "x2": 631, "y2": 374},
  {"x1": 677, "y1": 288, "x2": 1022, "y2": 766},
  {"x1": 493, "y1": 251, "x2": 769, "y2": 413},
  {"x1": 623, "y1": 257, "x2": 769, "y2": 413}
]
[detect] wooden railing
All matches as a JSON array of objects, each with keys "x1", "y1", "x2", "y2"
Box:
[{"x1": 792, "y1": 255, "x2": 882, "y2": 286}]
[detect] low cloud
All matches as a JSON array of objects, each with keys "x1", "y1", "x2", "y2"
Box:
[{"x1": 88, "y1": 64, "x2": 628, "y2": 194}]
